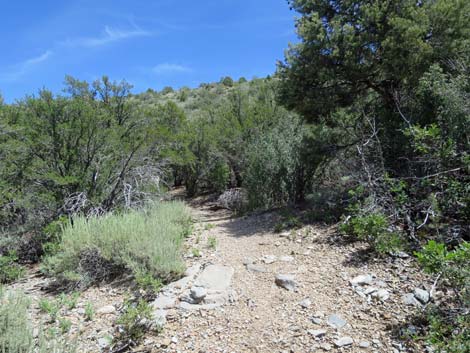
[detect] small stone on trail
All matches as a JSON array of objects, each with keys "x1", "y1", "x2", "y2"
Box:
[
  {"x1": 413, "y1": 288, "x2": 430, "y2": 304},
  {"x1": 364, "y1": 287, "x2": 378, "y2": 295},
  {"x1": 359, "y1": 341, "x2": 370, "y2": 348},
  {"x1": 372, "y1": 288, "x2": 390, "y2": 301},
  {"x1": 246, "y1": 263, "x2": 267, "y2": 273},
  {"x1": 308, "y1": 329, "x2": 327, "y2": 338},
  {"x1": 153, "y1": 309, "x2": 167, "y2": 327},
  {"x1": 97, "y1": 337, "x2": 111, "y2": 349},
  {"x1": 334, "y1": 336, "x2": 353, "y2": 347},
  {"x1": 262, "y1": 255, "x2": 277, "y2": 264},
  {"x1": 279, "y1": 255, "x2": 294, "y2": 262},
  {"x1": 327, "y1": 314, "x2": 347, "y2": 329},
  {"x1": 299, "y1": 298, "x2": 311, "y2": 309},
  {"x1": 320, "y1": 343, "x2": 332, "y2": 351},
  {"x1": 190, "y1": 286, "x2": 207, "y2": 303},
  {"x1": 242, "y1": 258, "x2": 255, "y2": 266},
  {"x1": 402, "y1": 293, "x2": 420, "y2": 306},
  {"x1": 96, "y1": 305, "x2": 115, "y2": 315},
  {"x1": 152, "y1": 294, "x2": 176, "y2": 309},
  {"x1": 350, "y1": 274, "x2": 373, "y2": 286},
  {"x1": 311, "y1": 317, "x2": 322, "y2": 325},
  {"x1": 275, "y1": 274, "x2": 297, "y2": 291}
]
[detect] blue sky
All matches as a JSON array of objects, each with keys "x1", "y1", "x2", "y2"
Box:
[{"x1": 0, "y1": 0, "x2": 297, "y2": 102}]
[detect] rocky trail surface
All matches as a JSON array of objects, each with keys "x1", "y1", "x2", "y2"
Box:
[{"x1": 8, "y1": 199, "x2": 434, "y2": 353}]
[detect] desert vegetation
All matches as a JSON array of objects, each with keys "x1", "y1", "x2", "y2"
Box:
[{"x1": 0, "y1": 0, "x2": 469, "y2": 351}]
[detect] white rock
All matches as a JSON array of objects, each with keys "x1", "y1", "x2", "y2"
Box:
[
  {"x1": 327, "y1": 314, "x2": 347, "y2": 329},
  {"x1": 152, "y1": 294, "x2": 176, "y2": 309},
  {"x1": 246, "y1": 264, "x2": 268, "y2": 273},
  {"x1": 334, "y1": 337, "x2": 353, "y2": 347},
  {"x1": 308, "y1": 329, "x2": 327, "y2": 338},
  {"x1": 364, "y1": 287, "x2": 378, "y2": 295},
  {"x1": 153, "y1": 309, "x2": 167, "y2": 327},
  {"x1": 359, "y1": 341, "x2": 370, "y2": 348},
  {"x1": 190, "y1": 286, "x2": 207, "y2": 303},
  {"x1": 299, "y1": 298, "x2": 311, "y2": 309},
  {"x1": 194, "y1": 265, "x2": 234, "y2": 291},
  {"x1": 372, "y1": 288, "x2": 390, "y2": 301},
  {"x1": 96, "y1": 305, "x2": 115, "y2": 315},
  {"x1": 275, "y1": 274, "x2": 297, "y2": 291},
  {"x1": 262, "y1": 255, "x2": 277, "y2": 264},
  {"x1": 279, "y1": 255, "x2": 294, "y2": 262},
  {"x1": 97, "y1": 337, "x2": 111, "y2": 349},
  {"x1": 413, "y1": 288, "x2": 430, "y2": 304},
  {"x1": 350, "y1": 274, "x2": 373, "y2": 286},
  {"x1": 402, "y1": 293, "x2": 420, "y2": 306}
]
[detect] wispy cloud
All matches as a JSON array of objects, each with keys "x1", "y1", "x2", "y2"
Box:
[
  {"x1": 62, "y1": 25, "x2": 152, "y2": 48},
  {"x1": 152, "y1": 63, "x2": 192, "y2": 75},
  {"x1": 0, "y1": 50, "x2": 53, "y2": 82}
]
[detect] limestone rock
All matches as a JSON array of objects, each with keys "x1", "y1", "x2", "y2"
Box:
[
  {"x1": 350, "y1": 274, "x2": 373, "y2": 286},
  {"x1": 334, "y1": 337, "x2": 353, "y2": 347},
  {"x1": 275, "y1": 274, "x2": 297, "y2": 291},
  {"x1": 327, "y1": 314, "x2": 347, "y2": 329},
  {"x1": 413, "y1": 288, "x2": 430, "y2": 304}
]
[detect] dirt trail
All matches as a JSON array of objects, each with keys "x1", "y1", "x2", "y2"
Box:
[
  {"x1": 156, "y1": 201, "x2": 429, "y2": 353},
  {"x1": 6, "y1": 200, "x2": 430, "y2": 353}
]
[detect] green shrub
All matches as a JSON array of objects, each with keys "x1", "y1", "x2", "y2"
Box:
[
  {"x1": 84, "y1": 302, "x2": 94, "y2": 322},
  {"x1": 243, "y1": 115, "x2": 304, "y2": 210},
  {"x1": 43, "y1": 202, "x2": 191, "y2": 287},
  {"x1": 38, "y1": 298, "x2": 60, "y2": 323},
  {"x1": 207, "y1": 236, "x2": 217, "y2": 249},
  {"x1": 0, "y1": 251, "x2": 24, "y2": 284},
  {"x1": 0, "y1": 289, "x2": 76, "y2": 353},
  {"x1": 340, "y1": 213, "x2": 403, "y2": 253},
  {"x1": 208, "y1": 160, "x2": 230, "y2": 193},
  {"x1": 135, "y1": 270, "x2": 163, "y2": 296},
  {"x1": 416, "y1": 241, "x2": 470, "y2": 352},
  {"x1": 117, "y1": 299, "x2": 154, "y2": 342},
  {"x1": 417, "y1": 241, "x2": 470, "y2": 289}
]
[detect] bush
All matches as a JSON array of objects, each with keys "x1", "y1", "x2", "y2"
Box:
[
  {"x1": 416, "y1": 241, "x2": 470, "y2": 352},
  {"x1": 217, "y1": 188, "x2": 247, "y2": 212},
  {"x1": 0, "y1": 289, "x2": 76, "y2": 353},
  {"x1": 0, "y1": 251, "x2": 24, "y2": 284},
  {"x1": 340, "y1": 213, "x2": 403, "y2": 253},
  {"x1": 243, "y1": 115, "x2": 304, "y2": 210},
  {"x1": 116, "y1": 299, "x2": 155, "y2": 344},
  {"x1": 42, "y1": 202, "x2": 191, "y2": 287}
]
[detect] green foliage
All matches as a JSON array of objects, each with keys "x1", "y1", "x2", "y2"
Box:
[
  {"x1": 279, "y1": 0, "x2": 470, "y2": 119},
  {"x1": 117, "y1": 299, "x2": 154, "y2": 342},
  {"x1": 0, "y1": 251, "x2": 24, "y2": 284},
  {"x1": 340, "y1": 213, "x2": 403, "y2": 253},
  {"x1": 416, "y1": 241, "x2": 470, "y2": 352},
  {"x1": 0, "y1": 290, "x2": 33, "y2": 352},
  {"x1": 417, "y1": 241, "x2": 470, "y2": 290},
  {"x1": 84, "y1": 302, "x2": 94, "y2": 322},
  {"x1": 1, "y1": 76, "x2": 189, "y2": 256},
  {"x1": 426, "y1": 311, "x2": 470, "y2": 353},
  {"x1": 220, "y1": 76, "x2": 234, "y2": 87},
  {"x1": 208, "y1": 160, "x2": 230, "y2": 193},
  {"x1": 43, "y1": 202, "x2": 190, "y2": 286},
  {"x1": 274, "y1": 212, "x2": 302, "y2": 233},
  {"x1": 58, "y1": 319, "x2": 71, "y2": 334},
  {"x1": 207, "y1": 236, "x2": 217, "y2": 249},
  {"x1": 243, "y1": 115, "x2": 305, "y2": 210},
  {"x1": 58, "y1": 292, "x2": 79, "y2": 310},
  {"x1": 39, "y1": 298, "x2": 60, "y2": 323},
  {"x1": 135, "y1": 270, "x2": 163, "y2": 296},
  {"x1": 0, "y1": 290, "x2": 76, "y2": 353}
]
